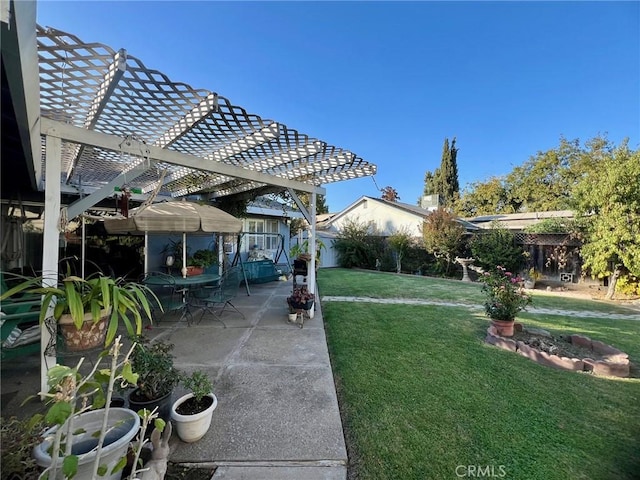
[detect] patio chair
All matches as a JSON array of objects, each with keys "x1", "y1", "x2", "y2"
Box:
[
  {"x1": 196, "y1": 266, "x2": 245, "y2": 326},
  {"x1": 141, "y1": 272, "x2": 184, "y2": 323}
]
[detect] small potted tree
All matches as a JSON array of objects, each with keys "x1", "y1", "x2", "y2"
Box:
[
  {"x1": 171, "y1": 371, "x2": 217, "y2": 443},
  {"x1": 128, "y1": 337, "x2": 184, "y2": 422}
]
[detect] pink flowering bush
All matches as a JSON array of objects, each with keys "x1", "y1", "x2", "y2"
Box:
[{"x1": 481, "y1": 266, "x2": 531, "y2": 321}]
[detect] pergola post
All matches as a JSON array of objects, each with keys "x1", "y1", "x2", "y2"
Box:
[
  {"x1": 308, "y1": 192, "x2": 317, "y2": 318},
  {"x1": 41, "y1": 134, "x2": 61, "y2": 393}
]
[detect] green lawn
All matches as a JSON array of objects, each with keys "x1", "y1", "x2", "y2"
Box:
[
  {"x1": 319, "y1": 269, "x2": 640, "y2": 480},
  {"x1": 319, "y1": 268, "x2": 638, "y2": 315}
]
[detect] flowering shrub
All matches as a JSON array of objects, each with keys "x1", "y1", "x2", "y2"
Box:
[{"x1": 481, "y1": 266, "x2": 531, "y2": 321}]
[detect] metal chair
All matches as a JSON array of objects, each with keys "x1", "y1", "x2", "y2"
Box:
[
  {"x1": 196, "y1": 266, "x2": 245, "y2": 326},
  {"x1": 140, "y1": 272, "x2": 185, "y2": 323}
]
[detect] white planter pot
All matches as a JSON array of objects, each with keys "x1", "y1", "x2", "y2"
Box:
[
  {"x1": 171, "y1": 393, "x2": 217, "y2": 443},
  {"x1": 33, "y1": 407, "x2": 140, "y2": 480}
]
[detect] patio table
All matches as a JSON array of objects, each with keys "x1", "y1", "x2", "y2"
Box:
[{"x1": 143, "y1": 273, "x2": 220, "y2": 325}]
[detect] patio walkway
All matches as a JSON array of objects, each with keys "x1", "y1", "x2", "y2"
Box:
[
  {"x1": 0, "y1": 278, "x2": 347, "y2": 480},
  {"x1": 148, "y1": 278, "x2": 347, "y2": 479}
]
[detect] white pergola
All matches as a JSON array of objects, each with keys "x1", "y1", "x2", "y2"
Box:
[{"x1": 3, "y1": 1, "x2": 376, "y2": 390}]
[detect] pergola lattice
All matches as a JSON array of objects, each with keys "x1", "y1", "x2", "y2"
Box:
[{"x1": 36, "y1": 25, "x2": 376, "y2": 204}]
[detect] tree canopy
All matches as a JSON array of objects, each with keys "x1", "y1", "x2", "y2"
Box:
[
  {"x1": 456, "y1": 136, "x2": 611, "y2": 216},
  {"x1": 381, "y1": 186, "x2": 400, "y2": 202},
  {"x1": 422, "y1": 208, "x2": 466, "y2": 274},
  {"x1": 572, "y1": 140, "x2": 640, "y2": 298}
]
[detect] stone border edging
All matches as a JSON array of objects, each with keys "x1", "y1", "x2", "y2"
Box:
[{"x1": 485, "y1": 325, "x2": 630, "y2": 377}]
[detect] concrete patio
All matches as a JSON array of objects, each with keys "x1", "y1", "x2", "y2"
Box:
[{"x1": 0, "y1": 278, "x2": 348, "y2": 480}]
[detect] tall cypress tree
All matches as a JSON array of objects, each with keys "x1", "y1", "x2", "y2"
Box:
[
  {"x1": 421, "y1": 137, "x2": 460, "y2": 207},
  {"x1": 441, "y1": 137, "x2": 459, "y2": 206}
]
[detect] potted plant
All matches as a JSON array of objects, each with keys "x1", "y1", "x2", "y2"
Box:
[
  {"x1": 191, "y1": 249, "x2": 217, "y2": 269},
  {"x1": 287, "y1": 285, "x2": 315, "y2": 312},
  {"x1": 171, "y1": 370, "x2": 217, "y2": 443},
  {"x1": 128, "y1": 336, "x2": 184, "y2": 422},
  {"x1": 481, "y1": 266, "x2": 532, "y2": 337},
  {"x1": 0, "y1": 273, "x2": 160, "y2": 352},
  {"x1": 31, "y1": 336, "x2": 163, "y2": 480}
]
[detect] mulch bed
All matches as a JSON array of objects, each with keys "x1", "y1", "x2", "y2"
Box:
[{"x1": 512, "y1": 330, "x2": 608, "y2": 361}]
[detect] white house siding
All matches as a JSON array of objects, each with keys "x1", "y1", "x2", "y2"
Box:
[
  {"x1": 331, "y1": 198, "x2": 423, "y2": 237},
  {"x1": 292, "y1": 232, "x2": 339, "y2": 268}
]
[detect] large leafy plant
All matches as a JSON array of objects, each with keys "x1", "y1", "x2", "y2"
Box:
[{"x1": 1, "y1": 273, "x2": 160, "y2": 347}]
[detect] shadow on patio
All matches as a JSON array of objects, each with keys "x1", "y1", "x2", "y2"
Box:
[{"x1": 1, "y1": 279, "x2": 347, "y2": 480}]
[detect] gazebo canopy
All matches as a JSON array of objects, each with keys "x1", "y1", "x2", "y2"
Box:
[{"x1": 22, "y1": 23, "x2": 376, "y2": 213}]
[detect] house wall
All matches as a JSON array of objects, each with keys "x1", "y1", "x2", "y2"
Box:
[
  {"x1": 331, "y1": 198, "x2": 423, "y2": 237},
  {"x1": 291, "y1": 233, "x2": 338, "y2": 268},
  {"x1": 146, "y1": 217, "x2": 291, "y2": 272}
]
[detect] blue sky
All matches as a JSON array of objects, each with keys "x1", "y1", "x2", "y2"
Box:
[{"x1": 37, "y1": 1, "x2": 639, "y2": 212}]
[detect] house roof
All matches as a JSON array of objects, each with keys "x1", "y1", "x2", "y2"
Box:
[
  {"x1": 324, "y1": 196, "x2": 479, "y2": 232},
  {"x1": 465, "y1": 210, "x2": 575, "y2": 230}
]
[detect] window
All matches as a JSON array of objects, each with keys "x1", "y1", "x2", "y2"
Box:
[
  {"x1": 265, "y1": 220, "x2": 279, "y2": 250},
  {"x1": 246, "y1": 219, "x2": 280, "y2": 252}
]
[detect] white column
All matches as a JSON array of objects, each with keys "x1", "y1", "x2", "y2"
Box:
[
  {"x1": 42, "y1": 134, "x2": 62, "y2": 393},
  {"x1": 308, "y1": 192, "x2": 317, "y2": 318}
]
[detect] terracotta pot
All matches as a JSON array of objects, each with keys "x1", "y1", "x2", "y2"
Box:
[
  {"x1": 186, "y1": 266, "x2": 204, "y2": 276},
  {"x1": 491, "y1": 319, "x2": 515, "y2": 337},
  {"x1": 58, "y1": 309, "x2": 110, "y2": 352}
]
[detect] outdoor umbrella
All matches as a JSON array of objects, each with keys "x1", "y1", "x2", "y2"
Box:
[{"x1": 104, "y1": 200, "x2": 242, "y2": 277}]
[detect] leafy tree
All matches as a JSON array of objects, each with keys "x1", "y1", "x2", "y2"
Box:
[
  {"x1": 459, "y1": 135, "x2": 610, "y2": 215},
  {"x1": 423, "y1": 171, "x2": 438, "y2": 196},
  {"x1": 422, "y1": 208, "x2": 466, "y2": 275},
  {"x1": 381, "y1": 186, "x2": 400, "y2": 202},
  {"x1": 470, "y1": 222, "x2": 524, "y2": 274},
  {"x1": 387, "y1": 228, "x2": 413, "y2": 273},
  {"x1": 506, "y1": 137, "x2": 586, "y2": 211},
  {"x1": 455, "y1": 177, "x2": 517, "y2": 216},
  {"x1": 572, "y1": 141, "x2": 640, "y2": 299}
]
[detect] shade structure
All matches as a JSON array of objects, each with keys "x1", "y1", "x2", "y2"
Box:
[
  {"x1": 103, "y1": 201, "x2": 242, "y2": 235},
  {"x1": 104, "y1": 201, "x2": 242, "y2": 277}
]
